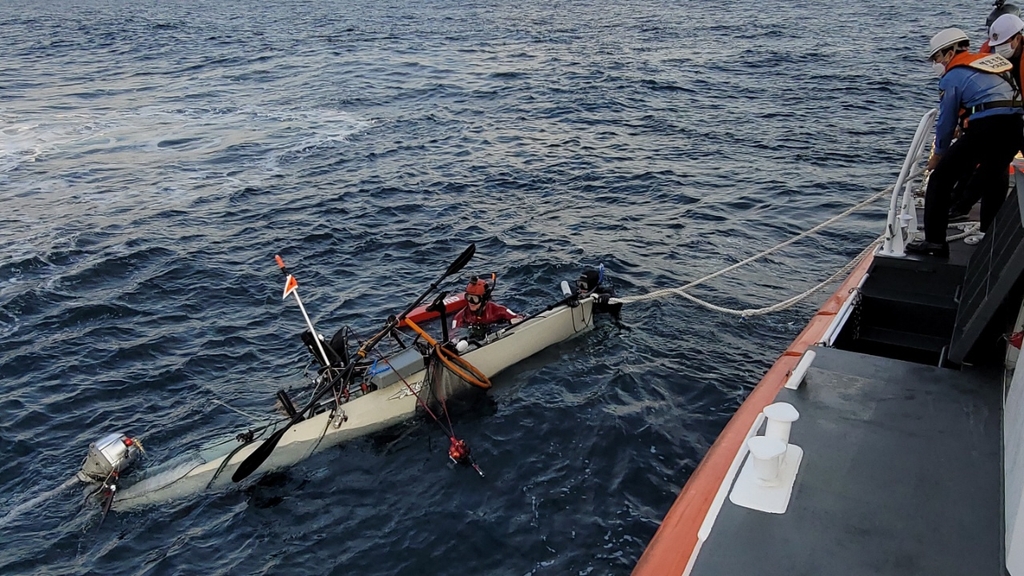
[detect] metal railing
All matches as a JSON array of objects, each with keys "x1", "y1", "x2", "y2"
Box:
[{"x1": 880, "y1": 109, "x2": 938, "y2": 257}]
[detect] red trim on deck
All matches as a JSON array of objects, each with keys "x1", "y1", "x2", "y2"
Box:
[{"x1": 632, "y1": 251, "x2": 875, "y2": 576}]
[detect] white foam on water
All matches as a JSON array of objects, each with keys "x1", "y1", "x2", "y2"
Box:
[
  {"x1": 0, "y1": 105, "x2": 374, "y2": 272},
  {"x1": 3, "y1": 105, "x2": 371, "y2": 206}
]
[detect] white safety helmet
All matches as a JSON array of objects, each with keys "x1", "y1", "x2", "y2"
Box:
[
  {"x1": 990, "y1": 14, "x2": 1024, "y2": 46},
  {"x1": 929, "y1": 27, "x2": 970, "y2": 59}
]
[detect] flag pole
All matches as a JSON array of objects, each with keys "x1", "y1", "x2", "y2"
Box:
[{"x1": 277, "y1": 255, "x2": 332, "y2": 368}]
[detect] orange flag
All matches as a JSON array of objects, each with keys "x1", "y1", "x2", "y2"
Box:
[{"x1": 282, "y1": 275, "x2": 298, "y2": 299}]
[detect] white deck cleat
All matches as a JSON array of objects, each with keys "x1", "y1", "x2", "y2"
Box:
[{"x1": 729, "y1": 405, "x2": 804, "y2": 514}]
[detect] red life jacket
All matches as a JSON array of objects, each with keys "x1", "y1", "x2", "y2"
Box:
[{"x1": 452, "y1": 301, "x2": 519, "y2": 328}]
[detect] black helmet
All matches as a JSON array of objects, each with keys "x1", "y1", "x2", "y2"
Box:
[
  {"x1": 577, "y1": 269, "x2": 601, "y2": 294},
  {"x1": 989, "y1": 0, "x2": 1021, "y2": 28}
]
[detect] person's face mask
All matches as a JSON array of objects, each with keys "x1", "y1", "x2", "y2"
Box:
[
  {"x1": 932, "y1": 61, "x2": 948, "y2": 77},
  {"x1": 995, "y1": 41, "x2": 1017, "y2": 59}
]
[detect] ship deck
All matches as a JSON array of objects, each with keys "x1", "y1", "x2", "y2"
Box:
[
  {"x1": 634, "y1": 167, "x2": 1024, "y2": 576},
  {"x1": 688, "y1": 345, "x2": 1003, "y2": 576}
]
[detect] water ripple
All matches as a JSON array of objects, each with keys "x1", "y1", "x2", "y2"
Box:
[{"x1": 0, "y1": 0, "x2": 975, "y2": 573}]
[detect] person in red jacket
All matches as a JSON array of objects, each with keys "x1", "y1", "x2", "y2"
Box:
[{"x1": 452, "y1": 276, "x2": 521, "y2": 331}]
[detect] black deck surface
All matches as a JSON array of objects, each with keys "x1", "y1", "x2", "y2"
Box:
[{"x1": 690, "y1": 346, "x2": 1002, "y2": 576}]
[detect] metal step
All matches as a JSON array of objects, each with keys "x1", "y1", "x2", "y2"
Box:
[
  {"x1": 851, "y1": 240, "x2": 966, "y2": 361},
  {"x1": 847, "y1": 325, "x2": 949, "y2": 366},
  {"x1": 859, "y1": 283, "x2": 959, "y2": 310},
  {"x1": 866, "y1": 260, "x2": 964, "y2": 301},
  {"x1": 858, "y1": 292, "x2": 957, "y2": 338},
  {"x1": 856, "y1": 326, "x2": 951, "y2": 353}
]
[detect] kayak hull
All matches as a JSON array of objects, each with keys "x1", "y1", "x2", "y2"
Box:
[{"x1": 113, "y1": 297, "x2": 595, "y2": 509}]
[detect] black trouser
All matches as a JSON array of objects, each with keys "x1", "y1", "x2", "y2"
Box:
[
  {"x1": 948, "y1": 166, "x2": 1011, "y2": 217},
  {"x1": 923, "y1": 113, "x2": 1023, "y2": 243}
]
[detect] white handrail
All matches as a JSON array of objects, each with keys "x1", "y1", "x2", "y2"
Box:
[{"x1": 880, "y1": 109, "x2": 938, "y2": 257}]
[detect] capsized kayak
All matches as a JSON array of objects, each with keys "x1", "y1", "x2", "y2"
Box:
[{"x1": 106, "y1": 294, "x2": 597, "y2": 509}]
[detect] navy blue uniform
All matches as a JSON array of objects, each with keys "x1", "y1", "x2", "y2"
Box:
[{"x1": 919, "y1": 55, "x2": 1022, "y2": 249}]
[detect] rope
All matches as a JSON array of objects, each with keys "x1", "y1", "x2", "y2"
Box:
[
  {"x1": 374, "y1": 324, "x2": 485, "y2": 476},
  {"x1": 666, "y1": 238, "x2": 882, "y2": 317},
  {"x1": 610, "y1": 185, "x2": 895, "y2": 317},
  {"x1": 946, "y1": 221, "x2": 982, "y2": 242},
  {"x1": 432, "y1": 344, "x2": 491, "y2": 389},
  {"x1": 374, "y1": 349, "x2": 457, "y2": 439},
  {"x1": 403, "y1": 318, "x2": 491, "y2": 389},
  {"x1": 209, "y1": 397, "x2": 265, "y2": 422}
]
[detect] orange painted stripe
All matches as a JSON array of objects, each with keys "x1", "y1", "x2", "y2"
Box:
[{"x1": 632, "y1": 251, "x2": 875, "y2": 576}]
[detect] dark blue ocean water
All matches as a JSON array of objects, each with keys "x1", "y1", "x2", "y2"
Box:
[{"x1": 0, "y1": 0, "x2": 983, "y2": 573}]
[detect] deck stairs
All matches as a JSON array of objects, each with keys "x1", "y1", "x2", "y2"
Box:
[
  {"x1": 835, "y1": 178, "x2": 1024, "y2": 368},
  {"x1": 837, "y1": 252, "x2": 965, "y2": 366}
]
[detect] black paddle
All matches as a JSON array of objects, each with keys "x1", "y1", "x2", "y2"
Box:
[{"x1": 231, "y1": 243, "x2": 476, "y2": 482}]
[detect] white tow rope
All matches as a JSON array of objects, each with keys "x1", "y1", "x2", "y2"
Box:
[{"x1": 610, "y1": 186, "x2": 894, "y2": 317}]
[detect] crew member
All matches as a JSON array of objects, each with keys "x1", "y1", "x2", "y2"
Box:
[
  {"x1": 907, "y1": 28, "x2": 1023, "y2": 257},
  {"x1": 949, "y1": 11, "x2": 1024, "y2": 218},
  {"x1": 452, "y1": 276, "x2": 521, "y2": 331},
  {"x1": 577, "y1": 267, "x2": 624, "y2": 324},
  {"x1": 991, "y1": 13, "x2": 1024, "y2": 93},
  {"x1": 981, "y1": 0, "x2": 1022, "y2": 51}
]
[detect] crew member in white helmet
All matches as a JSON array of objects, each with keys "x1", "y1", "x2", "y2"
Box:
[
  {"x1": 991, "y1": 13, "x2": 1024, "y2": 93},
  {"x1": 907, "y1": 28, "x2": 1023, "y2": 257},
  {"x1": 948, "y1": 14, "x2": 1024, "y2": 222}
]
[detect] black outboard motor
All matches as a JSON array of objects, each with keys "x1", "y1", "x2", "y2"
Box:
[{"x1": 577, "y1": 265, "x2": 624, "y2": 322}]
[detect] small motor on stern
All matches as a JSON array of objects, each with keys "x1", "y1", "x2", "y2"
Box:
[{"x1": 77, "y1": 432, "x2": 143, "y2": 483}]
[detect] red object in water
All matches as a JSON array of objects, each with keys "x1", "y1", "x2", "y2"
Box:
[
  {"x1": 448, "y1": 438, "x2": 469, "y2": 462},
  {"x1": 1010, "y1": 331, "x2": 1023, "y2": 350}
]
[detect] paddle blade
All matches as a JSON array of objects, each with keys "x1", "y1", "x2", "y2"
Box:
[
  {"x1": 444, "y1": 244, "x2": 475, "y2": 278},
  {"x1": 232, "y1": 427, "x2": 287, "y2": 482}
]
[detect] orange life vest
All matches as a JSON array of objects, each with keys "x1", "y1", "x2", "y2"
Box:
[
  {"x1": 944, "y1": 51, "x2": 1013, "y2": 74},
  {"x1": 944, "y1": 51, "x2": 1018, "y2": 126}
]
